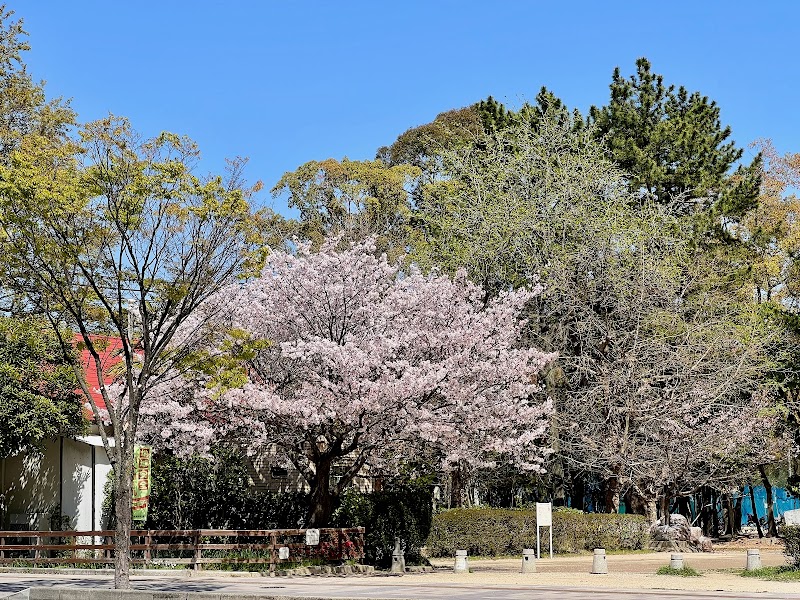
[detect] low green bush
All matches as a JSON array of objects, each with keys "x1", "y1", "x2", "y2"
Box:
[
  {"x1": 741, "y1": 566, "x2": 800, "y2": 581},
  {"x1": 782, "y1": 524, "x2": 800, "y2": 567},
  {"x1": 425, "y1": 507, "x2": 649, "y2": 556},
  {"x1": 656, "y1": 565, "x2": 700, "y2": 577},
  {"x1": 332, "y1": 483, "x2": 433, "y2": 568}
]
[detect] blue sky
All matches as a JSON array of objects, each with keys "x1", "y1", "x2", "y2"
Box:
[{"x1": 18, "y1": 1, "x2": 799, "y2": 216}]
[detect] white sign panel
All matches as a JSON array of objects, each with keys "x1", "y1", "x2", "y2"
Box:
[
  {"x1": 305, "y1": 528, "x2": 320, "y2": 546},
  {"x1": 278, "y1": 546, "x2": 290, "y2": 560},
  {"x1": 536, "y1": 502, "x2": 552, "y2": 527},
  {"x1": 785, "y1": 508, "x2": 800, "y2": 526}
]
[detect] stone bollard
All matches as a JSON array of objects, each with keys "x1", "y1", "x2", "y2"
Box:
[
  {"x1": 521, "y1": 548, "x2": 536, "y2": 573},
  {"x1": 670, "y1": 553, "x2": 684, "y2": 569},
  {"x1": 454, "y1": 550, "x2": 469, "y2": 573},
  {"x1": 746, "y1": 549, "x2": 761, "y2": 571},
  {"x1": 391, "y1": 537, "x2": 405, "y2": 574},
  {"x1": 591, "y1": 548, "x2": 608, "y2": 574}
]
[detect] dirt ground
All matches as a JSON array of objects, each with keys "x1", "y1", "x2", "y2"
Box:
[{"x1": 424, "y1": 551, "x2": 798, "y2": 594}]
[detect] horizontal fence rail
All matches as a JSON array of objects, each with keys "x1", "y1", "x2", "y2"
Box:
[{"x1": 0, "y1": 528, "x2": 365, "y2": 572}]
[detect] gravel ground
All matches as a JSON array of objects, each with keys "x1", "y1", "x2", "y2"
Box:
[{"x1": 422, "y1": 552, "x2": 797, "y2": 594}]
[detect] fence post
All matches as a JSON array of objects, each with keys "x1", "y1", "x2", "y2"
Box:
[
  {"x1": 192, "y1": 530, "x2": 201, "y2": 571},
  {"x1": 105, "y1": 535, "x2": 112, "y2": 563},
  {"x1": 270, "y1": 531, "x2": 277, "y2": 576},
  {"x1": 34, "y1": 534, "x2": 41, "y2": 561},
  {"x1": 1, "y1": 536, "x2": 5, "y2": 559},
  {"x1": 144, "y1": 532, "x2": 152, "y2": 564}
]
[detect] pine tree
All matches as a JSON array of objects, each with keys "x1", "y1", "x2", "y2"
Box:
[{"x1": 589, "y1": 57, "x2": 747, "y2": 209}]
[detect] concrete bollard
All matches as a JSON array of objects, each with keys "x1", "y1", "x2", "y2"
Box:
[
  {"x1": 454, "y1": 550, "x2": 469, "y2": 573},
  {"x1": 391, "y1": 537, "x2": 405, "y2": 574},
  {"x1": 521, "y1": 548, "x2": 536, "y2": 573},
  {"x1": 746, "y1": 549, "x2": 761, "y2": 571},
  {"x1": 591, "y1": 548, "x2": 608, "y2": 574},
  {"x1": 670, "y1": 553, "x2": 684, "y2": 569}
]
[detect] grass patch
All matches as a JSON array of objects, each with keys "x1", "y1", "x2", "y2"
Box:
[
  {"x1": 656, "y1": 565, "x2": 701, "y2": 577},
  {"x1": 740, "y1": 566, "x2": 800, "y2": 581}
]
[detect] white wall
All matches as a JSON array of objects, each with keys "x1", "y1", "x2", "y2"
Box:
[{"x1": 0, "y1": 437, "x2": 110, "y2": 531}]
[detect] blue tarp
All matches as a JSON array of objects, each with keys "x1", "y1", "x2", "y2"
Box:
[{"x1": 739, "y1": 486, "x2": 800, "y2": 525}]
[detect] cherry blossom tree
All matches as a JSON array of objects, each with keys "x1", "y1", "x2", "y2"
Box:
[{"x1": 142, "y1": 238, "x2": 555, "y2": 525}]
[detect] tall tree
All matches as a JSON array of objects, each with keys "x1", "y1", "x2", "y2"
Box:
[
  {"x1": 0, "y1": 5, "x2": 74, "y2": 162},
  {"x1": 272, "y1": 158, "x2": 419, "y2": 260},
  {"x1": 589, "y1": 57, "x2": 750, "y2": 212},
  {"x1": 140, "y1": 238, "x2": 555, "y2": 525},
  {"x1": 0, "y1": 117, "x2": 261, "y2": 588},
  {"x1": 411, "y1": 112, "x2": 779, "y2": 517},
  {"x1": 0, "y1": 5, "x2": 75, "y2": 315}
]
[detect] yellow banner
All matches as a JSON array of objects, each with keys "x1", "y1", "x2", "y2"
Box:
[{"x1": 132, "y1": 445, "x2": 152, "y2": 521}]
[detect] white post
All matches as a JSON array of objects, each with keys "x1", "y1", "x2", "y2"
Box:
[
  {"x1": 536, "y1": 527, "x2": 540, "y2": 559},
  {"x1": 454, "y1": 550, "x2": 468, "y2": 573},
  {"x1": 746, "y1": 549, "x2": 761, "y2": 571},
  {"x1": 591, "y1": 548, "x2": 608, "y2": 574},
  {"x1": 549, "y1": 525, "x2": 553, "y2": 559}
]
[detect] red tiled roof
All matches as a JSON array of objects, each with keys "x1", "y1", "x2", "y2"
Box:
[{"x1": 75, "y1": 334, "x2": 124, "y2": 413}]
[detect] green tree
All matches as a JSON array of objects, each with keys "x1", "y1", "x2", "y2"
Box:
[
  {"x1": 411, "y1": 112, "x2": 780, "y2": 517},
  {"x1": 0, "y1": 116, "x2": 262, "y2": 588},
  {"x1": 272, "y1": 157, "x2": 419, "y2": 259},
  {"x1": 0, "y1": 316, "x2": 85, "y2": 459},
  {"x1": 589, "y1": 57, "x2": 751, "y2": 211},
  {"x1": 0, "y1": 5, "x2": 74, "y2": 162}
]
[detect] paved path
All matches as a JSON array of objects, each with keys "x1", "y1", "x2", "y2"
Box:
[
  {"x1": 0, "y1": 553, "x2": 797, "y2": 600},
  {"x1": 1, "y1": 572, "x2": 800, "y2": 600}
]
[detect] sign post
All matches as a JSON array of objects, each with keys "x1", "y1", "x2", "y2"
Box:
[
  {"x1": 536, "y1": 502, "x2": 553, "y2": 559},
  {"x1": 305, "y1": 528, "x2": 320, "y2": 546},
  {"x1": 132, "y1": 445, "x2": 153, "y2": 522}
]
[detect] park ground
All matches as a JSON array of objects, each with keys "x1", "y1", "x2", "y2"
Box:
[{"x1": 0, "y1": 550, "x2": 799, "y2": 599}]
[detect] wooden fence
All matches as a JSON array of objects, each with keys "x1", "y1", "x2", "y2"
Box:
[{"x1": 0, "y1": 528, "x2": 364, "y2": 572}]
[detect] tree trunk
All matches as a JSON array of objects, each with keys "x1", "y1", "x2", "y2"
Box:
[
  {"x1": 677, "y1": 496, "x2": 691, "y2": 521},
  {"x1": 604, "y1": 474, "x2": 621, "y2": 514},
  {"x1": 571, "y1": 474, "x2": 585, "y2": 511},
  {"x1": 113, "y1": 440, "x2": 134, "y2": 589},
  {"x1": 661, "y1": 486, "x2": 671, "y2": 527},
  {"x1": 711, "y1": 489, "x2": 719, "y2": 538},
  {"x1": 748, "y1": 485, "x2": 764, "y2": 538},
  {"x1": 307, "y1": 459, "x2": 335, "y2": 527},
  {"x1": 722, "y1": 493, "x2": 734, "y2": 536},
  {"x1": 450, "y1": 466, "x2": 467, "y2": 508},
  {"x1": 758, "y1": 465, "x2": 778, "y2": 537},
  {"x1": 733, "y1": 495, "x2": 743, "y2": 536}
]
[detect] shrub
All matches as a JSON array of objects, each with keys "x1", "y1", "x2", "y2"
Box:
[
  {"x1": 657, "y1": 565, "x2": 700, "y2": 577},
  {"x1": 332, "y1": 483, "x2": 433, "y2": 568},
  {"x1": 426, "y1": 507, "x2": 649, "y2": 556},
  {"x1": 783, "y1": 525, "x2": 800, "y2": 567},
  {"x1": 130, "y1": 448, "x2": 308, "y2": 530}
]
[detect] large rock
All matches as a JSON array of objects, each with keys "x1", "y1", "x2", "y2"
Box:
[
  {"x1": 649, "y1": 514, "x2": 713, "y2": 552},
  {"x1": 650, "y1": 514, "x2": 692, "y2": 542}
]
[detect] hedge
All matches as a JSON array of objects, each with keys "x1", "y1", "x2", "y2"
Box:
[
  {"x1": 783, "y1": 525, "x2": 800, "y2": 567},
  {"x1": 426, "y1": 507, "x2": 650, "y2": 556}
]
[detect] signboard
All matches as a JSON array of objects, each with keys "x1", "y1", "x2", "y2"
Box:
[
  {"x1": 535, "y1": 501, "x2": 553, "y2": 559},
  {"x1": 278, "y1": 546, "x2": 290, "y2": 560},
  {"x1": 536, "y1": 502, "x2": 552, "y2": 527},
  {"x1": 132, "y1": 445, "x2": 153, "y2": 521},
  {"x1": 305, "y1": 528, "x2": 320, "y2": 546}
]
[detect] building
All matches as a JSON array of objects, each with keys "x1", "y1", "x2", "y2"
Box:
[{"x1": 0, "y1": 336, "x2": 117, "y2": 531}]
